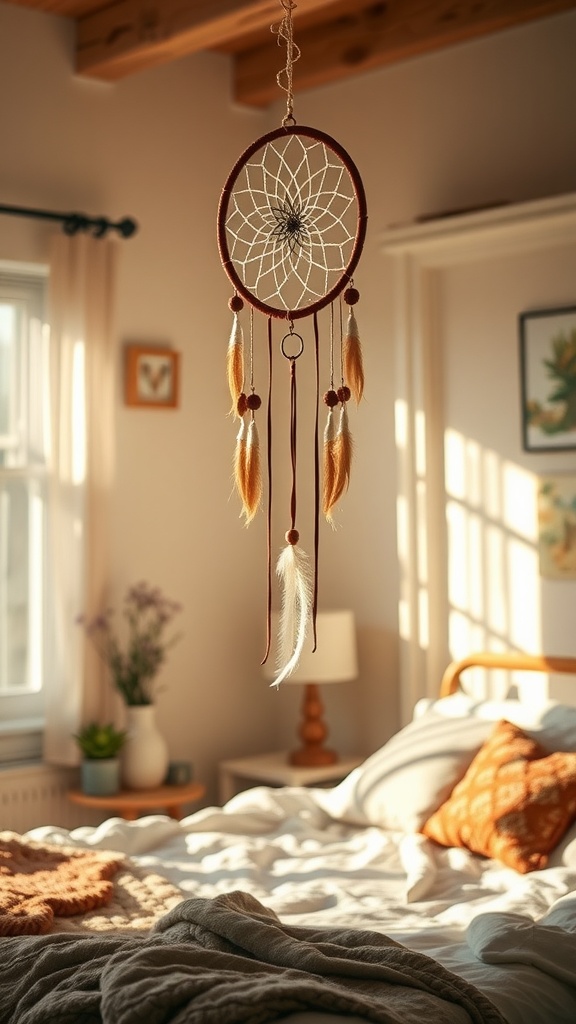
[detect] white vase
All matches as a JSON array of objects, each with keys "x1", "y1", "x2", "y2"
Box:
[{"x1": 122, "y1": 704, "x2": 169, "y2": 790}]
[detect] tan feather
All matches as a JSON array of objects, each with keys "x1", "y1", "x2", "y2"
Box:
[
  {"x1": 330, "y1": 404, "x2": 353, "y2": 513},
  {"x1": 227, "y1": 313, "x2": 244, "y2": 416},
  {"x1": 322, "y1": 407, "x2": 338, "y2": 524},
  {"x1": 233, "y1": 415, "x2": 248, "y2": 515},
  {"x1": 343, "y1": 308, "x2": 364, "y2": 404},
  {"x1": 242, "y1": 418, "x2": 262, "y2": 524}
]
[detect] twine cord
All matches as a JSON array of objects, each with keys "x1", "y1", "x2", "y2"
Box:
[
  {"x1": 329, "y1": 302, "x2": 335, "y2": 388},
  {"x1": 289, "y1": 356, "x2": 298, "y2": 530},
  {"x1": 312, "y1": 310, "x2": 320, "y2": 650},
  {"x1": 261, "y1": 315, "x2": 274, "y2": 667},
  {"x1": 272, "y1": 0, "x2": 300, "y2": 126},
  {"x1": 339, "y1": 295, "x2": 344, "y2": 385},
  {"x1": 249, "y1": 305, "x2": 255, "y2": 393}
]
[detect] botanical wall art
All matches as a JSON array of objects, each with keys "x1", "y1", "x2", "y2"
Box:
[
  {"x1": 537, "y1": 474, "x2": 576, "y2": 578},
  {"x1": 519, "y1": 305, "x2": 576, "y2": 451}
]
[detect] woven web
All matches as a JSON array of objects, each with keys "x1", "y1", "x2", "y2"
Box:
[{"x1": 224, "y1": 133, "x2": 358, "y2": 313}]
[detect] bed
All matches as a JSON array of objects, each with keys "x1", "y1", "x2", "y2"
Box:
[{"x1": 3, "y1": 651, "x2": 576, "y2": 1024}]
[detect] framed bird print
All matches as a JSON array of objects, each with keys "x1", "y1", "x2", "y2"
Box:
[{"x1": 124, "y1": 345, "x2": 180, "y2": 408}]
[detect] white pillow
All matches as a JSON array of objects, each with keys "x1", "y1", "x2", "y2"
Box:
[
  {"x1": 414, "y1": 692, "x2": 576, "y2": 750},
  {"x1": 318, "y1": 693, "x2": 576, "y2": 833},
  {"x1": 546, "y1": 821, "x2": 576, "y2": 868}
]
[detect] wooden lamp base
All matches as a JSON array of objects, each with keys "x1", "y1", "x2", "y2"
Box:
[{"x1": 288, "y1": 683, "x2": 339, "y2": 767}]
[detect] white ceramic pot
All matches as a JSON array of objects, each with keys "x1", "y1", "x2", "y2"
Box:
[{"x1": 122, "y1": 704, "x2": 169, "y2": 789}]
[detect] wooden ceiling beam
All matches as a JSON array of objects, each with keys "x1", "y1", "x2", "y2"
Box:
[
  {"x1": 75, "y1": 0, "x2": 344, "y2": 80},
  {"x1": 233, "y1": 0, "x2": 576, "y2": 108}
]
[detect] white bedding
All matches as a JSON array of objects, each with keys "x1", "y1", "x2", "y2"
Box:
[
  {"x1": 24, "y1": 689, "x2": 576, "y2": 1024},
  {"x1": 29, "y1": 783, "x2": 576, "y2": 1024}
]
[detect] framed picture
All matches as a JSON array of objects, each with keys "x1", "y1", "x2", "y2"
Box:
[
  {"x1": 519, "y1": 305, "x2": 576, "y2": 451},
  {"x1": 124, "y1": 345, "x2": 180, "y2": 408},
  {"x1": 537, "y1": 474, "x2": 576, "y2": 578}
]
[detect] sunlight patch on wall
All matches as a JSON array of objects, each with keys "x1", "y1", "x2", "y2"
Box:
[
  {"x1": 396, "y1": 492, "x2": 410, "y2": 643},
  {"x1": 395, "y1": 408, "x2": 544, "y2": 696},
  {"x1": 482, "y1": 449, "x2": 502, "y2": 520},
  {"x1": 395, "y1": 399, "x2": 431, "y2": 651},
  {"x1": 415, "y1": 409, "x2": 426, "y2": 477},
  {"x1": 395, "y1": 398, "x2": 413, "y2": 646},
  {"x1": 418, "y1": 587, "x2": 429, "y2": 648},
  {"x1": 444, "y1": 428, "x2": 542, "y2": 678},
  {"x1": 394, "y1": 398, "x2": 407, "y2": 451},
  {"x1": 502, "y1": 460, "x2": 538, "y2": 542},
  {"x1": 416, "y1": 479, "x2": 428, "y2": 587},
  {"x1": 507, "y1": 534, "x2": 540, "y2": 650},
  {"x1": 485, "y1": 523, "x2": 507, "y2": 635}
]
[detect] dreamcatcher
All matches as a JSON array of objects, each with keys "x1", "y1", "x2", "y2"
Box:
[{"x1": 217, "y1": 0, "x2": 367, "y2": 687}]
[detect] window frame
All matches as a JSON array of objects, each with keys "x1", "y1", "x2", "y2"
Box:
[{"x1": 0, "y1": 262, "x2": 49, "y2": 763}]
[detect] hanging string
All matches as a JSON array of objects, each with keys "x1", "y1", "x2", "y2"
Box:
[
  {"x1": 289, "y1": 355, "x2": 298, "y2": 530},
  {"x1": 249, "y1": 306, "x2": 255, "y2": 391},
  {"x1": 312, "y1": 310, "x2": 320, "y2": 651},
  {"x1": 261, "y1": 316, "x2": 274, "y2": 666},
  {"x1": 271, "y1": 326, "x2": 313, "y2": 687},
  {"x1": 272, "y1": 0, "x2": 300, "y2": 126},
  {"x1": 338, "y1": 295, "x2": 345, "y2": 388},
  {"x1": 329, "y1": 302, "x2": 335, "y2": 389},
  {"x1": 343, "y1": 282, "x2": 365, "y2": 403}
]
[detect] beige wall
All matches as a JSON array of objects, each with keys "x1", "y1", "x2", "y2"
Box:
[{"x1": 1, "y1": 3, "x2": 576, "y2": 803}]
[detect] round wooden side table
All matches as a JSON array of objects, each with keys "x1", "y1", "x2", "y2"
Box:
[{"x1": 68, "y1": 780, "x2": 206, "y2": 821}]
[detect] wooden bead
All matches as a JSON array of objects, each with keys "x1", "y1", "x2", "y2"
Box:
[
  {"x1": 323, "y1": 389, "x2": 339, "y2": 407},
  {"x1": 237, "y1": 392, "x2": 248, "y2": 416},
  {"x1": 344, "y1": 287, "x2": 359, "y2": 305},
  {"x1": 229, "y1": 295, "x2": 244, "y2": 313},
  {"x1": 246, "y1": 393, "x2": 262, "y2": 411},
  {"x1": 285, "y1": 529, "x2": 299, "y2": 545},
  {"x1": 337, "y1": 385, "x2": 351, "y2": 403}
]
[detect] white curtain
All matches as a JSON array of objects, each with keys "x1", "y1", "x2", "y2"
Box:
[{"x1": 43, "y1": 233, "x2": 116, "y2": 765}]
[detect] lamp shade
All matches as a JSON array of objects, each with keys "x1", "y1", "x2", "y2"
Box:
[{"x1": 264, "y1": 610, "x2": 358, "y2": 685}]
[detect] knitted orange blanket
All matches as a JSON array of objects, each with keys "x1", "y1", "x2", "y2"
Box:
[{"x1": 0, "y1": 831, "x2": 125, "y2": 936}]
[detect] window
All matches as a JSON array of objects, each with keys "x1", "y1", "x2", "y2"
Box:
[{"x1": 0, "y1": 263, "x2": 50, "y2": 760}]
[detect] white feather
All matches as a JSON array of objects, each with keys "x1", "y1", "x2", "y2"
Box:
[
  {"x1": 271, "y1": 544, "x2": 313, "y2": 688},
  {"x1": 236, "y1": 415, "x2": 247, "y2": 444},
  {"x1": 323, "y1": 406, "x2": 336, "y2": 445},
  {"x1": 229, "y1": 313, "x2": 243, "y2": 350}
]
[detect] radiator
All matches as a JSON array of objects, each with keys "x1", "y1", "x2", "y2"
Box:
[{"x1": 0, "y1": 762, "x2": 99, "y2": 833}]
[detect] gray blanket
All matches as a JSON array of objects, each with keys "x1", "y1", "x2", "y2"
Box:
[{"x1": 0, "y1": 889, "x2": 506, "y2": 1024}]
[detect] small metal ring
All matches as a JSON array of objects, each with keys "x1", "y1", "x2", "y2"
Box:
[{"x1": 280, "y1": 332, "x2": 304, "y2": 360}]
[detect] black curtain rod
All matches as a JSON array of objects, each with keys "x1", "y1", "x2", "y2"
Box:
[{"x1": 0, "y1": 202, "x2": 138, "y2": 239}]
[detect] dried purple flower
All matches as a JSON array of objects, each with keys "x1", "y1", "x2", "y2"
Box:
[{"x1": 77, "y1": 582, "x2": 182, "y2": 705}]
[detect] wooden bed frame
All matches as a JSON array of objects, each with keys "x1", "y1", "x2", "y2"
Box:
[{"x1": 439, "y1": 652, "x2": 576, "y2": 698}]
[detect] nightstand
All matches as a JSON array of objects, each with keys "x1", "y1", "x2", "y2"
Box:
[
  {"x1": 68, "y1": 781, "x2": 206, "y2": 821},
  {"x1": 218, "y1": 752, "x2": 364, "y2": 804}
]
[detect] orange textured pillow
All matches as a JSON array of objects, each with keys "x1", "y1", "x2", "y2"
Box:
[{"x1": 421, "y1": 719, "x2": 576, "y2": 873}]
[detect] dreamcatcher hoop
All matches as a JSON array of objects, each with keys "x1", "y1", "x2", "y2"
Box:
[
  {"x1": 217, "y1": 0, "x2": 368, "y2": 690},
  {"x1": 217, "y1": 123, "x2": 367, "y2": 320}
]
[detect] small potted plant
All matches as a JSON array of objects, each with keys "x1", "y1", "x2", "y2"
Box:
[{"x1": 74, "y1": 723, "x2": 126, "y2": 796}]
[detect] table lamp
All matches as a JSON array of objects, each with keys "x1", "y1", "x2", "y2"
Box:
[{"x1": 264, "y1": 609, "x2": 358, "y2": 767}]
